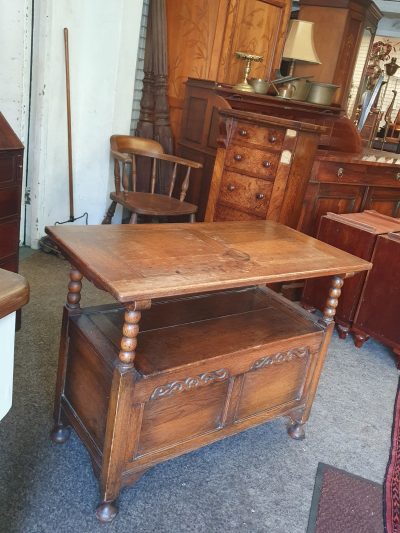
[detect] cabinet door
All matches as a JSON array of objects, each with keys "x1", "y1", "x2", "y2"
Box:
[
  {"x1": 218, "y1": 0, "x2": 291, "y2": 84},
  {"x1": 299, "y1": 182, "x2": 365, "y2": 236},
  {"x1": 363, "y1": 186, "x2": 400, "y2": 218}
]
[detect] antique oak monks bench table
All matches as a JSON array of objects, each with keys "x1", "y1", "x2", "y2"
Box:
[{"x1": 45, "y1": 221, "x2": 370, "y2": 522}]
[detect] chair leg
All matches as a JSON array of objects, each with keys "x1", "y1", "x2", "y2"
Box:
[
  {"x1": 189, "y1": 213, "x2": 196, "y2": 223},
  {"x1": 102, "y1": 201, "x2": 117, "y2": 224},
  {"x1": 129, "y1": 212, "x2": 138, "y2": 224}
]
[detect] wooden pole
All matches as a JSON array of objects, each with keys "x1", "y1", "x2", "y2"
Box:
[{"x1": 64, "y1": 28, "x2": 74, "y2": 221}]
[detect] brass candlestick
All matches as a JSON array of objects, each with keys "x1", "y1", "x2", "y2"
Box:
[{"x1": 233, "y1": 52, "x2": 263, "y2": 93}]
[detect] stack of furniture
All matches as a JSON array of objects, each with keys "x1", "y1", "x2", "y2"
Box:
[
  {"x1": 178, "y1": 78, "x2": 400, "y2": 232},
  {"x1": 302, "y1": 210, "x2": 400, "y2": 366},
  {"x1": 46, "y1": 221, "x2": 370, "y2": 522}
]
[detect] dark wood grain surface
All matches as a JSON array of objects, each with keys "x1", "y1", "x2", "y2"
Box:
[{"x1": 46, "y1": 221, "x2": 371, "y2": 302}]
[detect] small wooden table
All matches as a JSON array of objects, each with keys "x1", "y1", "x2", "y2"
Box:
[{"x1": 45, "y1": 221, "x2": 371, "y2": 522}]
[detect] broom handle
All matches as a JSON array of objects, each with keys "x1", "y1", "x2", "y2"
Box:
[{"x1": 64, "y1": 28, "x2": 74, "y2": 220}]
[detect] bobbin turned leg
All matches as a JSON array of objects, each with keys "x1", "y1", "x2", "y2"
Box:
[
  {"x1": 96, "y1": 300, "x2": 151, "y2": 523},
  {"x1": 287, "y1": 276, "x2": 344, "y2": 441},
  {"x1": 50, "y1": 267, "x2": 83, "y2": 444}
]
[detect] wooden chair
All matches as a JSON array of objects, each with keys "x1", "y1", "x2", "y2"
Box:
[{"x1": 102, "y1": 135, "x2": 202, "y2": 224}]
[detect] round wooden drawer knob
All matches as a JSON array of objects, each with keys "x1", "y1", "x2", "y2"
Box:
[
  {"x1": 234, "y1": 154, "x2": 243, "y2": 161},
  {"x1": 262, "y1": 160, "x2": 271, "y2": 168},
  {"x1": 239, "y1": 129, "x2": 248, "y2": 137},
  {"x1": 227, "y1": 184, "x2": 236, "y2": 192},
  {"x1": 255, "y1": 193, "x2": 265, "y2": 200},
  {"x1": 269, "y1": 135, "x2": 277, "y2": 143}
]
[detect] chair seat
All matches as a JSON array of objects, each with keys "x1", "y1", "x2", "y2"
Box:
[{"x1": 110, "y1": 191, "x2": 197, "y2": 216}]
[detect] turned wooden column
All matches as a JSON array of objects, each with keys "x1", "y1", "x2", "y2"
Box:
[
  {"x1": 288, "y1": 275, "x2": 345, "y2": 440},
  {"x1": 50, "y1": 267, "x2": 83, "y2": 444},
  {"x1": 97, "y1": 299, "x2": 151, "y2": 522}
]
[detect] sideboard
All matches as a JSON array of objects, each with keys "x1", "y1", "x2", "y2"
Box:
[{"x1": 46, "y1": 221, "x2": 370, "y2": 522}]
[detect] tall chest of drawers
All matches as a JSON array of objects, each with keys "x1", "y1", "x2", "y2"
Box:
[
  {"x1": 0, "y1": 113, "x2": 24, "y2": 274},
  {"x1": 204, "y1": 109, "x2": 324, "y2": 228}
]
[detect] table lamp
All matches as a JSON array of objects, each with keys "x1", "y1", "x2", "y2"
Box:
[{"x1": 282, "y1": 20, "x2": 321, "y2": 77}]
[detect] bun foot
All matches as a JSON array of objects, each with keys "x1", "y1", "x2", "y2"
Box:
[
  {"x1": 50, "y1": 424, "x2": 71, "y2": 444},
  {"x1": 287, "y1": 422, "x2": 305, "y2": 440},
  {"x1": 354, "y1": 333, "x2": 370, "y2": 348},
  {"x1": 336, "y1": 324, "x2": 349, "y2": 340},
  {"x1": 96, "y1": 501, "x2": 118, "y2": 523}
]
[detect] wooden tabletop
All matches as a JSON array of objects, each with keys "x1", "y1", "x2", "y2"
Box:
[
  {"x1": 45, "y1": 221, "x2": 371, "y2": 303},
  {"x1": 0, "y1": 269, "x2": 29, "y2": 320}
]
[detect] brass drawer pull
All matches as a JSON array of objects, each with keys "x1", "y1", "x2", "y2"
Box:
[
  {"x1": 269, "y1": 135, "x2": 277, "y2": 143},
  {"x1": 262, "y1": 160, "x2": 271, "y2": 168},
  {"x1": 227, "y1": 184, "x2": 236, "y2": 192},
  {"x1": 395, "y1": 173, "x2": 400, "y2": 181},
  {"x1": 337, "y1": 167, "x2": 344, "y2": 178},
  {"x1": 239, "y1": 129, "x2": 248, "y2": 137},
  {"x1": 234, "y1": 154, "x2": 243, "y2": 162},
  {"x1": 255, "y1": 193, "x2": 265, "y2": 200}
]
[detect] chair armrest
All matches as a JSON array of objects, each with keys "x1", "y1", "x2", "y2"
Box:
[
  {"x1": 156, "y1": 153, "x2": 203, "y2": 169},
  {"x1": 111, "y1": 150, "x2": 132, "y2": 164}
]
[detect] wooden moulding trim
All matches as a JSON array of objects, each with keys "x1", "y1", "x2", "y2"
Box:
[{"x1": 218, "y1": 109, "x2": 327, "y2": 134}]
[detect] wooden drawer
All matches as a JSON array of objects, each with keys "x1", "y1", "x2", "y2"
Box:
[
  {"x1": 232, "y1": 122, "x2": 285, "y2": 149},
  {"x1": 0, "y1": 187, "x2": 20, "y2": 220},
  {"x1": 218, "y1": 171, "x2": 272, "y2": 217},
  {"x1": 0, "y1": 219, "x2": 19, "y2": 260},
  {"x1": 214, "y1": 203, "x2": 262, "y2": 221},
  {"x1": 317, "y1": 161, "x2": 400, "y2": 188},
  {"x1": 225, "y1": 145, "x2": 279, "y2": 179},
  {"x1": 0, "y1": 152, "x2": 21, "y2": 188}
]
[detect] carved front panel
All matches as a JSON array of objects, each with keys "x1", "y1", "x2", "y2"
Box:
[
  {"x1": 137, "y1": 378, "x2": 230, "y2": 456},
  {"x1": 235, "y1": 346, "x2": 313, "y2": 421}
]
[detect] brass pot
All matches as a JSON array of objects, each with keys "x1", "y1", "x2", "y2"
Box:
[{"x1": 307, "y1": 82, "x2": 339, "y2": 105}]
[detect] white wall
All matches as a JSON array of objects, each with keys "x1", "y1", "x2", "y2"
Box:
[
  {"x1": 27, "y1": 0, "x2": 144, "y2": 248},
  {"x1": 0, "y1": 0, "x2": 33, "y2": 242}
]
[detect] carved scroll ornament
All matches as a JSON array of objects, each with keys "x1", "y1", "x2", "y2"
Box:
[{"x1": 150, "y1": 369, "x2": 228, "y2": 400}]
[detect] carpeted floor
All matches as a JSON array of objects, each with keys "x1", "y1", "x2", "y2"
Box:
[{"x1": 0, "y1": 249, "x2": 398, "y2": 533}]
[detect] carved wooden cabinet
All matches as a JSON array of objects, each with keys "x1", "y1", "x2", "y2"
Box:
[
  {"x1": 0, "y1": 113, "x2": 24, "y2": 274},
  {"x1": 302, "y1": 210, "x2": 400, "y2": 365},
  {"x1": 204, "y1": 109, "x2": 324, "y2": 227},
  {"x1": 166, "y1": 0, "x2": 291, "y2": 138},
  {"x1": 294, "y1": 0, "x2": 382, "y2": 109}
]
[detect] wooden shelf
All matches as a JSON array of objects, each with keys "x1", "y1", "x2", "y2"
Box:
[{"x1": 72, "y1": 287, "x2": 322, "y2": 376}]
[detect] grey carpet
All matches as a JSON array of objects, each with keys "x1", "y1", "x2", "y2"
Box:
[{"x1": 0, "y1": 250, "x2": 398, "y2": 533}]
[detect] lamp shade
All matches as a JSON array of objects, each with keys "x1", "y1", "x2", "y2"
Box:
[{"x1": 282, "y1": 20, "x2": 321, "y2": 64}]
